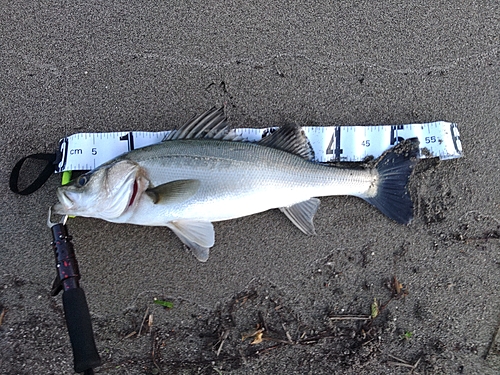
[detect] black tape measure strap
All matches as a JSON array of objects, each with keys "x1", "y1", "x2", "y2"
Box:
[{"x1": 9, "y1": 152, "x2": 59, "y2": 195}]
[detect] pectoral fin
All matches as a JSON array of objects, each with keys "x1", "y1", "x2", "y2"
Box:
[
  {"x1": 280, "y1": 198, "x2": 320, "y2": 235},
  {"x1": 166, "y1": 220, "x2": 215, "y2": 262},
  {"x1": 146, "y1": 179, "x2": 200, "y2": 204}
]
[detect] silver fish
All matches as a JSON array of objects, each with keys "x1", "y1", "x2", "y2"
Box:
[{"x1": 53, "y1": 107, "x2": 419, "y2": 261}]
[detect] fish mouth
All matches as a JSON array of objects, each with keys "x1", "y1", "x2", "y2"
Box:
[
  {"x1": 128, "y1": 180, "x2": 139, "y2": 207},
  {"x1": 53, "y1": 188, "x2": 74, "y2": 214}
]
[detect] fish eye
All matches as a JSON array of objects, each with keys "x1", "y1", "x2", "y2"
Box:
[{"x1": 77, "y1": 176, "x2": 88, "y2": 186}]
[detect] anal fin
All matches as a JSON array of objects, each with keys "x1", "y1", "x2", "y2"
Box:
[
  {"x1": 280, "y1": 198, "x2": 320, "y2": 235},
  {"x1": 166, "y1": 220, "x2": 215, "y2": 262}
]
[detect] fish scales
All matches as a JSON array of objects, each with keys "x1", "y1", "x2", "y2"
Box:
[{"x1": 118, "y1": 139, "x2": 374, "y2": 225}]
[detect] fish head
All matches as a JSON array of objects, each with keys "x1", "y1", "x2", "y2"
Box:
[{"x1": 52, "y1": 159, "x2": 147, "y2": 220}]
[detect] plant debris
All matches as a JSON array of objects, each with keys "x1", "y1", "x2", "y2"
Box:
[
  {"x1": 241, "y1": 324, "x2": 265, "y2": 345},
  {"x1": 153, "y1": 298, "x2": 174, "y2": 309}
]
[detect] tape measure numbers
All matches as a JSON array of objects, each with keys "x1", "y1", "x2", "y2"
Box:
[{"x1": 57, "y1": 121, "x2": 462, "y2": 173}]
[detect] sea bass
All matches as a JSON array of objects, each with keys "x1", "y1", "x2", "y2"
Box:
[{"x1": 53, "y1": 107, "x2": 419, "y2": 261}]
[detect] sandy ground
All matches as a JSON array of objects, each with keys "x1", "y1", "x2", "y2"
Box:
[{"x1": 1, "y1": 1, "x2": 499, "y2": 374}]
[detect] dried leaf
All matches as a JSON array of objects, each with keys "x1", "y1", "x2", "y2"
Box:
[
  {"x1": 393, "y1": 276, "x2": 403, "y2": 295},
  {"x1": 371, "y1": 298, "x2": 379, "y2": 319},
  {"x1": 251, "y1": 331, "x2": 264, "y2": 345},
  {"x1": 242, "y1": 325, "x2": 264, "y2": 342}
]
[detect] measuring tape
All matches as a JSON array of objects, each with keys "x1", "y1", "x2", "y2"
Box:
[{"x1": 57, "y1": 121, "x2": 462, "y2": 173}]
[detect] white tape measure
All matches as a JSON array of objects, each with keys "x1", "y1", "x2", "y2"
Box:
[{"x1": 57, "y1": 121, "x2": 462, "y2": 172}]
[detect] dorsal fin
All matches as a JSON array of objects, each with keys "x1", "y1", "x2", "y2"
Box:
[
  {"x1": 164, "y1": 107, "x2": 233, "y2": 141},
  {"x1": 258, "y1": 124, "x2": 315, "y2": 160},
  {"x1": 164, "y1": 108, "x2": 314, "y2": 160}
]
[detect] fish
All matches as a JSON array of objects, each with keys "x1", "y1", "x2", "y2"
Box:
[{"x1": 53, "y1": 107, "x2": 420, "y2": 262}]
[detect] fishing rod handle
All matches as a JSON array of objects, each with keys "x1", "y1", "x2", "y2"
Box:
[
  {"x1": 51, "y1": 223, "x2": 80, "y2": 291},
  {"x1": 50, "y1": 223, "x2": 101, "y2": 372},
  {"x1": 63, "y1": 288, "x2": 102, "y2": 373}
]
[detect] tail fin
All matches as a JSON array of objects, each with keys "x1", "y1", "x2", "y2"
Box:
[{"x1": 364, "y1": 138, "x2": 420, "y2": 224}]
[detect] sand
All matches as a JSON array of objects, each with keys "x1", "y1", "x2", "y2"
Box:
[{"x1": 1, "y1": 1, "x2": 499, "y2": 374}]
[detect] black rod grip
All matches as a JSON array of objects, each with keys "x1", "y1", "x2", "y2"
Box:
[{"x1": 62, "y1": 288, "x2": 101, "y2": 373}]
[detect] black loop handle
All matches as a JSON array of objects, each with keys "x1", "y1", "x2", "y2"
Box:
[{"x1": 9, "y1": 153, "x2": 58, "y2": 195}]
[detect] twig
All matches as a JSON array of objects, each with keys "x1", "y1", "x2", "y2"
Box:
[
  {"x1": 123, "y1": 331, "x2": 137, "y2": 340},
  {"x1": 151, "y1": 331, "x2": 162, "y2": 374},
  {"x1": 282, "y1": 323, "x2": 294, "y2": 343},
  {"x1": 413, "y1": 358, "x2": 422, "y2": 371},
  {"x1": 362, "y1": 337, "x2": 376, "y2": 346},
  {"x1": 387, "y1": 361, "x2": 416, "y2": 369},
  {"x1": 486, "y1": 322, "x2": 500, "y2": 359},
  {"x1": 216, "y1": 330, "x2": 229, "y2": 357},
  {"x1": 298, "y1": 335, "x2": 336, "y2": 344},
  {"x1": 387, "y1": 355, "x2": 421, "y2": 373},
  {"x1": 259, "y1": 310, "x2": 269, "y2": 333},
  {"x1": 148, "y1": 314, "x2": 154, "y2": 332},
  {"x1": 138, "y1": 307, "x2": 149, "y2": 337},
  {"x1": 263, "y1": 336, "x2": 295, "y2": 345},
  {"x1": 387, "y1": 354, "x2": 409, "y2": 364},
  {"x1": 0, "y1": 308, "x2": 6, "y2": 326},
  {"x1": 257, "y1": 344, "x2": 282, "y2": 355},
  {"x1": 329, "y1": 315, "x2": 371, "y2": 321}
]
